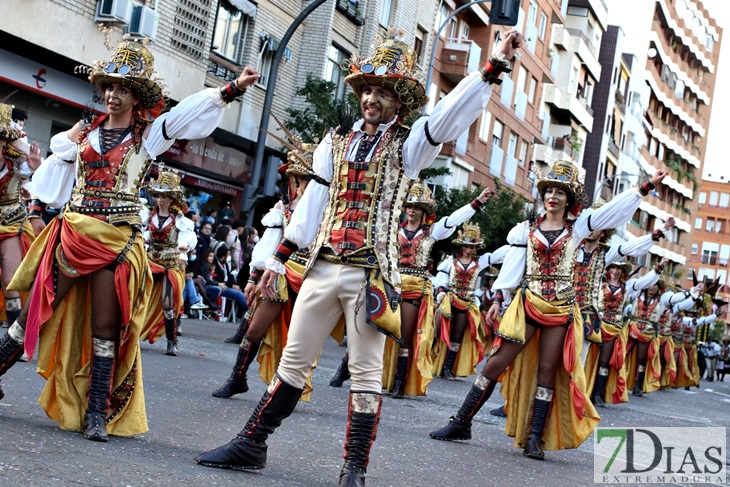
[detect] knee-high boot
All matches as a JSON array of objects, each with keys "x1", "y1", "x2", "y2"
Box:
[
  {"x1": 430, "y1": 375, "x2": 496, "y2": 441},
  {"x1": 330, "y1": 353, "x2": 351, "y2": 387},
  {"x1": 339, "y1": 392, "x2": 382, "y2": 487},
  {"x1": 440, "y1": 345, "x2": 459, "y2": 380},
  {"x1": 523, "y1": 386, "x2": 554, "y2": 460},
  {"x1": 0, "y1": 321, "x2": 25, "y2": 400},
  {"x1": 83, "y1": 338, "x2": 116, "y2": 442},
  {"x1": 390, "y1": 352, "x2": 409, "y2": 399},
  {"x1": 212, "y1": 337, "x2": 261, "y2": 398},
  {"x1": 165, "y1": 314, "x2": 178, "y2": 356},
  {"x1": 633, "y1": 365, "x2": 645, "y2": 396},
  {"x1": 592, "y1": 367, "x2": 609, "y2": 407},
  {"x1": 195, "y1": 375, "x2": 303, "y2": 470},
  {"x1": 225, "y1": 307, "x2": 251, "y2": 344}
]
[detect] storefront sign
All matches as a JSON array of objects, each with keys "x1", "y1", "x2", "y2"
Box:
[
  {"x1": 162, "y1": 138, "x2": 252, "y2": 182},
  {"x1": 182, "y1": 175, "x2": 241, "y2": 197}
]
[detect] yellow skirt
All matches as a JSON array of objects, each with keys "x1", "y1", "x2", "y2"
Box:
[
  {"x1": 658, "y1": 336, "x2": 677, "y2": 389},
  {"x1": 584, "y1": 322, "x2": 630, "y2": 404},
  {"x1": 139, "y1": 264, "x2": 185, "y2": 344},
  {"x1": 498, "y1": 290, "x2": 600, "y2": 451},
  {"x1": 625, "y1": 323, "x2": 661, "y2": 394},
  {"x1": 433, "y1": 292, "x2": 484, "y2": 378},
  {"x1": 382, "y1": 274, "x2": 435, "y2": 396},
  {"x1": 9, "y1": 212, "x2": 152, "y2": 436}
]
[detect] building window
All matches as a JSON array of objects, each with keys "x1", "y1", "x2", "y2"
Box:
[
  {"x1": 479, "y1": 110, "x2": 492, "y2": 141},
  {"x1": 492, "y1": 120, "x2": 504, "y2": 147},
  {"x1": 699, "y1": 191, "x2": 707, "y2": 204},
  {"x1": 528, "y1": 0, "x2": 538, "y2": 25},
  {"x1": 516, "y1": 66, "x2": 527, "y2": 94},
  {"x1": 710, "y1": 191, "x2": 719, "y2": 206},
  {"x1": 518, "y1": 139, "x2": 528, "y2": 166},
  {"x1": 325, "y1": 44, "x2": 350, "y2": 101},
  {"x1": 695, "y1": 217, "x2": 702, "y2": 229},
  {"x1": 379, "y1": 0, "x2": 393, "y2": 27},
  {"x1": 717, "y1": 220, "x2": 723, "y2": 233},
  {"x1": 528, "y1": 76, "x2": 537, "y2": 103},
  {"x1": 256, "y1": 36, "x2": 277, "y2": 88},
  {"x1": 414, "y1": 27, "x2": 426, "y2": 59},
  {"x1": 691, "y1": 243, "x2": 698, "y2": 254},
  {"x1": 538, "y1": 12, "x2": 548, "y2": 40},
  {"x1": 436, "y1": 3, "x2": 456, "y2": 38},
  {"x1": 721, "y1": 193, "x2": 730, "y2": 208},
  {"x1": 706, "y1": 218, "x2": 715, "y2": 232},
  {"x1": 212, "y1": 2, "x2": 248, "y2": 63},
  {"x1": 507, "y1": 132, "x2": 518, "y2": 157}
]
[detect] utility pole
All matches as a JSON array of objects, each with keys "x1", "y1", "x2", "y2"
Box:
[{"x1": 242, "y1": 0, "x2": 332, "y2": 226}]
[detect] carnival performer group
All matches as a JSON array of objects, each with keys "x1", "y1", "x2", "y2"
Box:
[{"x1": 0, "y1": 24, "x2": 727, "y2": 487}]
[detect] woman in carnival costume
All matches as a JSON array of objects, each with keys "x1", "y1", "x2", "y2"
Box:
[
  {"x1": 0, "y1": 37, "x2": 259, "y2": 441},
  {"x1": 432, "y1": 223, "x2": 508, "y2": 381},
  {"x1": 211, "y1": 124, "x2": 342, "y2": 401},
  {"x1": 381, "y1": 184, "x2": 492, "y2": 398},
  {"x1": 430, "y1": 160, "x2": 668, "y2": 460},
  {"x1": 139, "y1": 166, "x2": 196, "y2": 356}
]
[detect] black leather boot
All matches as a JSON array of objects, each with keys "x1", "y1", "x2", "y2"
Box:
[
  {"x1": 390, "y1": 354, "x2": 409, "y2": 399},
  {"x1": 523, "y1": 386, "x2": 553, "y2": 460},
  {"x1": 330, "y1": 353, "x2": 351, "y2": 388},
  {"x1": 490, "y1": 405, "x2": 507, "y2": 417},
  {"x1": 339, "y1": 392, "x2": 382, "y2": 487},
  {"x1": 196, "y1": 375, "x2": 303, "y2": 470},
  {"x1": 212, "y1": 338, "x2": 261, "y2": 398},
  {"x1": 430, "y1": 375, "x2": 496, "y2": 441},
  {"x1": 83, "y1": 344, "x2": 115, "y2": 442},
  {"x1": 633, "y1": 367, "x2": 645, "y2": 396},
  {"x1": 164, "y1": 316, "x2": 178, "y2": 356},
  {"x1": 0, "y1": 322, "x2": 24, "y2": 401},
  {"x1": 440, "y1": 348, "x2": 458, "y2": 380},
  {"x1": 225, "y1": 309, "x2": 251, "y2": 344},
  {"x1": 592, "y1": 368, "x2": 609, "y2": 407}
]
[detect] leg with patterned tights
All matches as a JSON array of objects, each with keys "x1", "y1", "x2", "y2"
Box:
[
  {"x1": 391, "y1": 300, "x2": 419, "y2": 398},
  {"x1": 212, "y1": 299, "x2": 282, "y2": 398},
  {"x1": 592, "y1": 337, "x2": 616, "y2": 407},
  {"x1": 430, "y1": 323, "x2": 538, "y2": 441},
  {"x1": 632, "y1": 341, "x2": 650, "y2": 396},
  {"x1": 441, "y1": 309, "x2": 468, "y2": 380},
  {"x1": 162, "y1": 274, "x2": 179, "y2": 356}
]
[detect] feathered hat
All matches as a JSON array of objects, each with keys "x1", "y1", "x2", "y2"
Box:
[
  {"x1": 84, "y1": 38, "x2": 166, "y2": 110},
  {"x1": 344, "y1": 27, "x2": 427, "y2": 118},
  {"x1": 453, "y1": 223, "x2": 485, "y2": 248},
  {"x1": 267, "y1": 114, "x2": 316, "y2": 179}
]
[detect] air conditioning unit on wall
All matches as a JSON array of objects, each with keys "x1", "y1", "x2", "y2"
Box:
[
  {"x1": 95, "y1": 0, "x2": 134, "y2": 23},
  {"x1": 127, "y1": 5, "x2": 159, "y2": 41}
]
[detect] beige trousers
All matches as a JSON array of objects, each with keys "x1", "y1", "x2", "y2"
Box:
[{"x1": 277, "y1": 260, "x2": 386, "y2": 392}]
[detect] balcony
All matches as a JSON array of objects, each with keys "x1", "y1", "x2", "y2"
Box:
[
  {"x1": 439, "y1": 38, "x2": 482, "y2": 84},
  {"x1": 544, "y1": 84, "x2": 594, "y2": 129},
  {"x1": 608, "y1": 138, "x2": 620, "y2": 158},
  {"x1": 552, "y1": 25, "x2": 601, "y2": 79},
  {"x1": 533, "y1": 136, "x2": 577, "y2": 163},
  {"x1": 615, "y1": 90, "x2": 626, "y2": 113},
  {"x1": 335, "y1": 0, "x2": 364, "y2": 25}
]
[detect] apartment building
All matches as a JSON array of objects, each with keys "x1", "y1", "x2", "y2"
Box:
[
  {"x1": 688, "y1": 179, "x2": 730, "y2": 333},
  {"x1": 607, "y1": 0, "x2": 721, "y2": 279},
  {"x1": 424, "y1": 0, "x2": 563, "y2": 204}
]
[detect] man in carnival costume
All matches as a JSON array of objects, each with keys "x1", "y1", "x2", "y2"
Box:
[
  {"x1": 196, "y1": 28, "x2": 523, "y2": 485},
  {"x1": 0, "y1": 37, "x2": 259, "y2": 441}
]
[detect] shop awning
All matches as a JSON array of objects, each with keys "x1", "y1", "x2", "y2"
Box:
[{"x1": 229, "y1": 0, "x2": 257, "y2": 18}]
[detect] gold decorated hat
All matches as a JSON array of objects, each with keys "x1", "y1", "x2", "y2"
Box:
[
  {"x1": 86, "y1": 39, "x2": 165, "y2": 110},
  {"x1": 453, "y1": 223, "x2": 484, "y2": 248},
  {"x1": 405, "y1": 181, "x2": 436, "y2": 215},
  {"x1": 148, "y1": 164, "x2": 184, "y2": 203},
  {"x1": 344, "y1": 28, "x2": 427, "y2": 117},
  {"x1": 266, "y1": 114, "x2": 316, "y2": 179},
  {"x1": 536, "y1": 160, "x2": 585, "y2": 208},
  {"x1": 0, "y1": 103, "x2": 22, "y2": 142},
  {"x1": 482, "y1": 265, "x2": 500, "y2": 278}
]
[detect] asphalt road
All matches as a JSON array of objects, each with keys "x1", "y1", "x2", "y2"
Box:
[{"x1": 1, "y1": 317, "x2": 728, "y2": 487}]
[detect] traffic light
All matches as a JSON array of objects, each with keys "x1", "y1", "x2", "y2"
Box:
[{"x1": 490, "y1": 0, "x2": 520, "y2": 26}]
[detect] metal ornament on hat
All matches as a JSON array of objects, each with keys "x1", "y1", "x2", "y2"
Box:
[
  {"x1": 148, "y1": 162, "x2": 184, "y2": 204},
  {"x1": 76, "y1": 32, "x2": 169, "y2": 112},
  {"x1": 0, "y1": 102, "x2": 23, "y2": 142},
  {"x1": 405, "y1": 181, "x2": 437, "y2": 216},
  {"x1": 265, "y1": 113, "x2": 316, "y2": 178},
  {"x1": 535, "y1": 159, "x2": 586, "y2": 217},
  {"x1": 453, "y1": 223, "x2": 485, "y2": 248},
  {"x1": 344, "y1": 27, "x2": 428, "y2": 118}
]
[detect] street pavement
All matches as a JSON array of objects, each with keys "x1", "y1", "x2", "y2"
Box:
[{"x1": 1, "y1": 317, "x2": 729, "y2": 487}]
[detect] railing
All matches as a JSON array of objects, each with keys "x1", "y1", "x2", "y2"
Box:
[
  {"x1": 566, "y1": 28, "x2": 598, "y2": 59},
  {"x1": 335, "y1": 0, "x2": 365, "y2": 25}
]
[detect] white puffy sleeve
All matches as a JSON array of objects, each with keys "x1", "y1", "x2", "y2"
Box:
[
  {"x1": 175, "y1": 216, "x2": 197, "y2": 261},
  {"x1": 430, "y1": 202, "x2": 477, "y2": 241},
  {"x1": 574, "y1": 187, "x2": 644, "y2": 242},
  {"x1": 252, "y1": 205, "x2": 284, "y2": 271},
  {"x1": 605, "y1": 232, "x2": 656, "y2": 264},
  {"x1": 144, "y1": 89, "x2": 229, "y2": 158},
  {"x1": 626, "y1": 270, "x2": 659, "y2": 296},
  {"x1": 491, "y1": 222, "x2": 529, "y2": 293},
  {"x1": 403, "y1": 72, "x2": 494, "y2": 179},
  {"x1": 478, "y1": 244, "x2": 510, "y2": 270},
  {"x1": 432, "y1": 256, "x2": 453, "y2": 289}
]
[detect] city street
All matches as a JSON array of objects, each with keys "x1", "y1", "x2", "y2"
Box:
[{"x1": 1, "y1": 317, "x2": 728, "y2": 487}]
